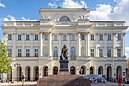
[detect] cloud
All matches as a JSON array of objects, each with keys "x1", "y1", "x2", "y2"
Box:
[
  {"x1": 0, "y1": 2, "x2": 5, "y2": 8},
  {"x1": 62, "y1": 0, "x2": 87, "y2": 8},
  {"x1": 3, "y1": 15, "x2": 37, "y2": 21},
  {"x1": 48, "y1": 0, "x2": 87, "y2": 8},
  {"x1": 48, "y1": 2, "x2": 57, "y2": 8}
]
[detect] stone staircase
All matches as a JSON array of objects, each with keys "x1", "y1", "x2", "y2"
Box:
[{"x1": 37, "y1": 71, "x2": 91, "y2": 86}]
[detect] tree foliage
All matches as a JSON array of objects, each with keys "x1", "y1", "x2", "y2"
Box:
[{"x1": 0, "y1": 40, "x2": 11, "y2": 74}]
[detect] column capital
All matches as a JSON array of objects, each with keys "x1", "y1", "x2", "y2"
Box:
[
  {"x1": 30, "y1": 33, "x2": 34, "y2": 35},
  {"x1": 122, "y1": 32, "x2": 126, "y2": 36}
]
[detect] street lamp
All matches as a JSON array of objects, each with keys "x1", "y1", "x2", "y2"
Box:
[{"x1": 14, "y1": 63, "x2": 20, "y2": 82}]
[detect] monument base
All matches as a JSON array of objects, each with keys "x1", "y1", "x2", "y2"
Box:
[
  {"x1": 37, "y1": 71, "x2": 91, "y2": 86},
  {"x1": 60, "y1": 60, "x2": 69, "y2": 71}
]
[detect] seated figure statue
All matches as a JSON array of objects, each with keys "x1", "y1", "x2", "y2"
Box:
[{"x1": 60, "y1": 45, "x2": 68, "y2": 61}]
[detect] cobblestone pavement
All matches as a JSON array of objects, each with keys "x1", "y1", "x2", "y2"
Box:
[{"x1": 0, "y1": 81, "x2": 129, "y2": 86}]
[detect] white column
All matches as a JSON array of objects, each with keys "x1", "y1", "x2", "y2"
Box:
[
  {"x1": 68, "y1": 33, "x2": 70, "y2": 57},
  {"x1": 40, "y1": 32, "x2": 43, "y2": 56},
  {"x1": 104, "y1": 33, "x2": 107, "y2": 57},
  {"x1": 49, "y1": 32, "x2": 52, "y2": 56},
  {"x1": 58, "y1": 33, "x2": 62, "y2": 60},
  {"x1": 30, "y1": 33, "x2": 34, "y2": 57},
  {"x1": 122, "y1": 33, "x2": 126, "y2": 57},
  {"x1": 22, "y1": 33, "x2": 25, "y2": 57},
  {"x1": 12, "y1": 33, "x2": 16, "y2": 57},
  {"x1": 30, "y1": 67, "x2": 34, "y2": 81},
  {"x1": 12, "y1": 66, "x2": 17, "y2": 81},
  {"x1": 86, "y1": 32, "x2": 90, "y2": 56},
  {"x1": 113, "y1": 33, "x2": 117, "y2": 57},
  {"x1": 39, "y1": 66, "x2": 42, "y2": 78},
  {"x1": 96, "y1": 45, "x2": 99, "y2": 57},
  {"x1": 78, "y1": 32, "x2": 81, "y2": 57}
]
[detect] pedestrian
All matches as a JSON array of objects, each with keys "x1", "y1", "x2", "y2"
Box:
[
  {"x1": 21, "y1": 74, "x2": 25, "y2": 86},
  {"x1": 117, "y1": 75, "x2": 122, "y2": 86}
]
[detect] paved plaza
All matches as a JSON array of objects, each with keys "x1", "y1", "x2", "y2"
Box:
[{"x1": 0, "y1": 81, "x2": 129, "y2": 86}]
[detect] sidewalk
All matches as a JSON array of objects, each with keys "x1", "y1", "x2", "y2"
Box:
[{"x1": 0, "y1": 81, "x2": 37, "y2": 86}]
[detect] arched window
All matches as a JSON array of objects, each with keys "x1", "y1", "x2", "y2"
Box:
[
  {"x1": 70, "y1": 47, "x2": 76, "y2": 60},
  {"x1": 53, "y1": 47, "x2": 58, "y2": 60},
  {"x1": 59, "y1": 16, "x2": 70, "y2": 21}
]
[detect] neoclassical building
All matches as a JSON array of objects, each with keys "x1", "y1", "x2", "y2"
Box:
[{"x1": 2, "y1": 7, "x2": 128, "y2": 81}]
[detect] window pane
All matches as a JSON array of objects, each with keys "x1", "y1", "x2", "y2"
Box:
[
  {"x1": 44, "y1": 34, "x2": 48, "y2": 40},
  {"x1": 8, "y1": 49, "x2": 12, "y2": 57},
  {"x1": 91, "y1": 35, "x2": 94, "y2": 40},
  {"x1": 26, "y1": 49, "x2": 30, "y2": 57},
  {"x1": 100, "y1": 34, "x2": 103, "y2": 40},
  {"x1": 71, "y1": 47, "x2": 76, "y2": 60},
  {"x1": 26, "y1": 34, "x2": 30, "y2": 40},
  {"x1": 8, "y1": 34, "x2": 12, "y2": 40},
  {"x1": 35, "y1": 34, "x2": 38, "y2": 40},
  {"x1": 63, "y1": 35, "x2": 66, "y2": 41},
  {"x1": 18, "y1": 49, "x2": 22, "y2": 57},
  {"x1": 18, "y1": 34, "x2": 21, "y2": 40},
  {"x1": 117, "y1": 34, "x2": 121, "y2": 40},
  {"x1": 108, "y1": 34, "x2": 111, "y2": 40}
]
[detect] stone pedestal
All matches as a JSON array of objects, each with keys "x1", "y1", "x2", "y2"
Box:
[
  {"x1": 37, "y1": 71, "x2": 91, "y2": 86},
  {"x1": 60, "y1": 60, "x2": 69, "y2": 71}
]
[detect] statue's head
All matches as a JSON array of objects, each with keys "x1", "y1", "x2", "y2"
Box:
[{"x1": 63, "y1": 45, "x2": 66, "y2": 48}]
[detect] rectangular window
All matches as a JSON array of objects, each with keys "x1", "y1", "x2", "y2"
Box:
[
  {"x1": 26, "y1": 49, "x2": 30, "y2": 57},
  {"x1": 117, "y1": 49, "x2": 121, "y2": 57},
  {"x1": 34, "y1": 49, "x2": 38, "y2": 57},
  {"x1": 26, "y1": 34, "x2": 30, "y2": 40},
  {"x1": 99, "y1": 34, "x2": 103, "y2": 41},
  {"x1": 8, "y1": 49, "x2": 12, "y2": 57},
  {"x1": 18, "y1": 49, "x2": 22, "y2": 57},
  {"x1": 18, "y1": 34, "x2": 22, "y2": 40},
  {"x1": 108, "y1": 34, "x2": 112, "y2": 41},
  {"x1": 53, "y1": 35, "x2": 57, "y2": 41},
  {"x1": 44, "y1": 34, "x2": 48, "y2": 40},
  {"x1": 117, "y1": 34, "x2": 121, "y2": 40},
  {"x1": 63, "y1": 35, "x2": 67, "y2": 41},
  {"x1": 99, "y1": 49, "x2": 103, "y2": 57},
  {"x1": 35, "y1": 34, "x2": 38, "y2": 40},
  {"x1": 8, "y1": 34, "x2": 12, "y2": 40},
  {"x1": 71, "y1": 34, "x2": 75, "y2": 41},
  {"x1": 81, "y1": 34, "x2": 85, "y2": 40},
  {"x1": 91, "y1": 34, "x2": 94, "y2": 40},
  {"x1": 107, "y1": 49, "x2": 111, "y2": 57},
  {"x1": 90, "y1": 49, "x2": 94, "y2": 57}
]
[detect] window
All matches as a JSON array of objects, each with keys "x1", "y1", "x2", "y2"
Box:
[
  {"x1": 53, "y1": 35, "x2": 58, "y2": 41},
  {"x1": 26, "y1": 34, "x2": 30, "y2": 40},
  {"x1": 34, "y1": 49, "x2": 38, "y2": 57},
  {"x1": 70, "y1": 47, "x2": 76, "y2": 60},
  {"x1": 99, "y1": 49, "x2": 103, "y2": 57},
  {"x1": 8, "y1": 34, "x2": 12, "y2": 40},
  {"x1": 59, "y1": 16, "x2": 70, "y2": 21},
  {"x1": 71, "y1": 34, "x2": 75, "y2": 41},
  {"x1": 107, "y1": 49, "x2": 111, "y2": 57},
  {"x1": 53, "y1": 47, "x2": 58, "y2": 59},
  {"x1": 26, "y1": 49, "x2": 30, "y2": 57},
  {"x1": 90, "y1": 49, "x2": 94, "y2": 57},
  {"x1": 8, "y1": 49, "x2": 12, "y2": 57},
  {"x1": 35, "y1": 34, "x2": 38, "y2": 40},
  {"x1": 117, "y1": 34, "x2": 121, "y2": 40},
  {"x1": 81, "y1": 34, "x2": 85, "y2": 40},
  {"x1": 99, "y1": 34, "x2": 103, "y2": 41},
  {"x1": 18, "y1": 49, "x2": 22, "y2": 57},
  {"x1": 18, "y1": 34, "x2": 22, "y2": 40},
  {"x1": 63, "y1": 35, "x2": 67, "y2": 41},
  {"x1": 44, "y1": 34, "x2": 48, "y2": 40},
  {"x1": 117, "y1": 49, "x2": 121, "y2": 57},
  {"x1": 91, "y1": 35, "x2": 94, "y2": 40},
  {"x1": 108, "y1": 34, "x2": 112, "y2": 41}
]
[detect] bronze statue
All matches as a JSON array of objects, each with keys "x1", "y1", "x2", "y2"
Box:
[{"x1": 60, "y1": 45, "x2": 68, "y2": 60}]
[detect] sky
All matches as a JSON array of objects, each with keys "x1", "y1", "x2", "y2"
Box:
[{"x1": 0, "y1": 0, "x2": 129, "y2": 57}]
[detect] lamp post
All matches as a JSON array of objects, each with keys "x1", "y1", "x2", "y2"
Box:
[{"x1": 14, "y1": 63, "x2": 20, "y2": 82}]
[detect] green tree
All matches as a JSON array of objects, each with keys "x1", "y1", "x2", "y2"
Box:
[{"x1": 0, "y1": 40, "x2": 11, "y2": 74}]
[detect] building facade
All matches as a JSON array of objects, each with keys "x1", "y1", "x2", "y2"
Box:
[{"x1": 2, "y1": 8, "x2": 128, "y2": 81}]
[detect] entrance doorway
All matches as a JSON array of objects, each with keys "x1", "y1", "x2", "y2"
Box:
[
  {"x1": 116, "y1": 66, "x2": 122, "y2": 79},
  {"x1": 107, "y1": 66, "x2": 112, "y2": 81},
  {"x1": 70, "y1": 66, "x2": 76, "y2": 75},
  {"x1": 43, "y1": 66, "x2": 48, "y2": 76},
  {"x1": 25, "y1": 66, "x2": 30, "y2": 81},
  {"x1": 53, "y1": 66, "x2": 58, "y2": 75}
]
